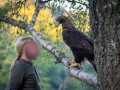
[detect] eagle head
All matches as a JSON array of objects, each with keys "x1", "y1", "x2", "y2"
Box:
[{"x1": 55, "y1": 15, "x2": 68, "y2": 27}]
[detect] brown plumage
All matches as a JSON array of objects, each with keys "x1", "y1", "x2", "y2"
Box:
[{"x1": 56, "y1": 15, "x2": 97, "y2": 72}]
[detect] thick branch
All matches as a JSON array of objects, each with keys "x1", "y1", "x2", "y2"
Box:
[
  {"x1": 0, "y1": 16, "x2": 28, "y2": 29},
  {"x1": 0, "y1": 15, "x2": 98, "y2": 89},
  {"x1": 29, "y1": 0, "x2": 52, "y2": 27},
  {"x1": 69, "y1": 68, "x2": 98, "y2": 88},
  {"x1": 29, "y1": 3, "x2": 43, "y2": 27}
]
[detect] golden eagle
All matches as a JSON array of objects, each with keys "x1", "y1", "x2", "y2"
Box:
[{"x1": 55, "y1": 15, "x2": 97, "y2": 72}]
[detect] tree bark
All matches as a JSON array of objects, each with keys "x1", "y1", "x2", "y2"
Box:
[{"x1": 89, "y1": 0, "x2": 120, "y2": 90}]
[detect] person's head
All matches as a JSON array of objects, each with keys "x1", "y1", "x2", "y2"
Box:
[{"x1": 14, "y1": 36, "x2": 39, "y2": 64}]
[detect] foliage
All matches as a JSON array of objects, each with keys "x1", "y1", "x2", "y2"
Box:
[{"x1": 0, "y1": 0, "x2": 95, "y2": 90}]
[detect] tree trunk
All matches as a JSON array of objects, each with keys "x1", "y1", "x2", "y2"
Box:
[{"x1": 89, "y1": 0, "x2": 120, "y2": 90}]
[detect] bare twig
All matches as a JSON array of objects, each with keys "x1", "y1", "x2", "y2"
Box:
[
  {"x1": 66, "y1": 0, "x2": 89, "y2": 8},
  {"x1": 42, "y1": 0, "x2": 52, "y2": 3},
  {"x1": 64, "y1": 10, "x2": 75, "y2": 20}
]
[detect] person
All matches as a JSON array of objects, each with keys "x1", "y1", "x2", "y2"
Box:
[{"x1": 7, "y1": 36, "x2": 41, "y2": 90}]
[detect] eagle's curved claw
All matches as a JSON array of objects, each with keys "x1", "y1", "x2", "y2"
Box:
[{"x1": 68, "y1": 60, "x2": 81, "y2": 69}]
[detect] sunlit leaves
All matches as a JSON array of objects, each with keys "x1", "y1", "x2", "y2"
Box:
[{"x1": 0, "y1": 0, "x2": 26, "y2": 16}]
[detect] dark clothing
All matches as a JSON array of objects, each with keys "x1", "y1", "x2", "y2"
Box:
[{"x1": 7, "y1": 58, "x2": 41, "y2": 90}]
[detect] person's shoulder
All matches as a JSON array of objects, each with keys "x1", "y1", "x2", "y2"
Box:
[{"x1": 11, "y1": 60, "x2": 25, "y2": 71}]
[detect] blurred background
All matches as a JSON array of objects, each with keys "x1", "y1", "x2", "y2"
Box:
[{"x1": 0, "y1": 0, "x2": 96, "y2": 90}]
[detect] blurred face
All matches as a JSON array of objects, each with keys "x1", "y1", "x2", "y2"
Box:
[{"x1": 24, "y1": 40, "x2": 39, "y2": 60}]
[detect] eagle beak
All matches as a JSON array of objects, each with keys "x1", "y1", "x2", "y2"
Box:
[
  {"x1": 54, "y1": 17, "x2": 60, "y2": 27},
  {"x1": 55, "y1": 21, "x2": 60, "y2": 27}
]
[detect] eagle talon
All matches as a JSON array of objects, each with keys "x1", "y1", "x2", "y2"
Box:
[{"x1": 68, "y1": 60, "x2": 81, "y2": 69}]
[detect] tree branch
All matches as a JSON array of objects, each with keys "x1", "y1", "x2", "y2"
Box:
[
  {"x1": 0, "y1": 2, "x2": 98, "y2": 88},
  {"x1": 0, "y1": 16, "x2": 28, "y2": 29},
  {"x1": 29, "y1": 3, "x2": 43, "y2": 27},
  {"x1": 29, "y1": 0, "x2": 52, "y2": 27},
  {"x1": 42, "y1": 0, "x2": 52, "y2": 3},
  {"x1": 69, "y1": 68, "x2": 98, "y2": 88},
  {"x1": 66, "y1": 0, "x2": 89, "y2": 8},
  {"x1": 64, "y1": 10, "x2": 75, "y2": 20}
]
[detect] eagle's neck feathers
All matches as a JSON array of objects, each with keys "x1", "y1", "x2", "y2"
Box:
[{"x1": 62, "y1": 19, "x2": 75, "y2": 30}]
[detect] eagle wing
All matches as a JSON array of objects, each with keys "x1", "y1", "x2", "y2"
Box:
[{"x1": 62, "y1": 29, "x2": 94, "y2": 60}]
